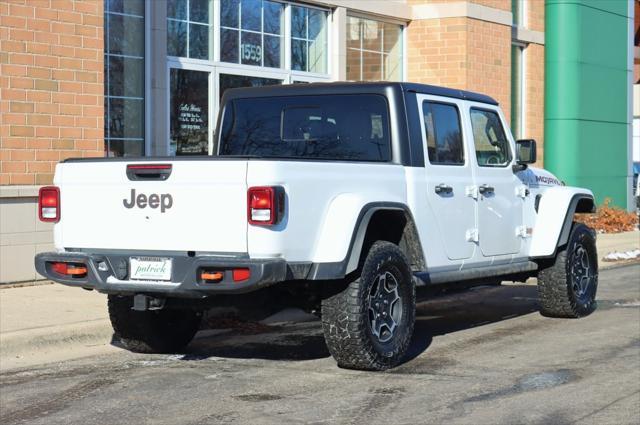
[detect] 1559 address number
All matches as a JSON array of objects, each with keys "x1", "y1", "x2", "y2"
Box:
[{"x1": 241, "y1": 43, "x2": 262, "y2": 62}]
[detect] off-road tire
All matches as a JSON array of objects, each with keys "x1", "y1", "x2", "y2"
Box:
[
  {"x1": 108, "y1": 295, "x2": 201, "y2": 353},
  {"x1": 538, "y1": 223, "x2": 598, "y2": 318},
  {"x1": 321, "y1": 241, "x2": 415, "y2": 371}
]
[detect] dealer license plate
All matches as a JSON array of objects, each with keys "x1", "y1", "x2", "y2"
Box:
[{"x1": 129, "y1": 257, "x2": 172, "y2": 281}]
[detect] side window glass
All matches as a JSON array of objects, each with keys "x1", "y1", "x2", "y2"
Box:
[
  {"x1": 422, "y1": 102, "x2": 464, "y2": 165},
  {"x1": 470, "y1": 109, "x2": 512, "y2": 167}
]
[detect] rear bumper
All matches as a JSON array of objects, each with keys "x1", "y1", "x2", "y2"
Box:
[{"x1": 35, "y1": 251, "x2": 287, "y2": 297}]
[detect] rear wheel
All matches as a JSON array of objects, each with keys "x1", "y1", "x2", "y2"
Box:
[
  {"x1": 321, "y1": 241, "x2": 415, "y2": 371},
  {"x1": 108, "y1": 295, "x2": 201, "y2": 353},
  {"x1": 538, "y1": 223, "x2": 598, "y2": 318}
]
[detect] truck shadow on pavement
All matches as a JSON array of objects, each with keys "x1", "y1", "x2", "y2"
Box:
[{"x1": 178, "y1": 284, "x2": 540, "y2": 366}]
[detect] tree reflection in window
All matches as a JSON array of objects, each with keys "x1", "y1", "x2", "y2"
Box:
[
  {"x1": 220, "y1": 0, "x2": 284, "y2": 68},
  {"x1": 219, "y1": 95, "x2": 390, "y2": 161},
  {"x1": 470, "y1": 108, "x2": 512, "y2": 167}
]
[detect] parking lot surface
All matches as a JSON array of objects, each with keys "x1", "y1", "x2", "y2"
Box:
[{"x1": 1, "y1": 265, "x2": 639, "y2": 425}]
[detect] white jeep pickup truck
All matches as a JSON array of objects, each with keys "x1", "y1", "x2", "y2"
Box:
[{"x1": 35, "y1": 82, "x2": 598, "y2": 371}]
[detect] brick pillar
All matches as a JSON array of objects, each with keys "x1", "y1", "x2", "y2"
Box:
[
  {"x1": 406, "y1": 16, "x2": 511, "y2": 118},
  {"x1": 0, "y1": 0, "x2": 104, "y2": 186}
]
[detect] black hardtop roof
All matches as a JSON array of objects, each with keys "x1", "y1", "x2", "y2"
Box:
[{"x1": 222, "y1": 81, "x2": 498, "y2": 106}]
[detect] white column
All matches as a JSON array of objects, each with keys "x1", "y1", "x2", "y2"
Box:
[{"x1": 331, "y1": 7, "x2": 347, "y2": 81}]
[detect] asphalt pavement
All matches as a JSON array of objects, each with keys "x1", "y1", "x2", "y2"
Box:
[{"x1": 1, "y1": 264, "x2": 638, "y2": 425}]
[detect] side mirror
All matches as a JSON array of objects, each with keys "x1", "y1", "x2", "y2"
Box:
[{"x1": 513, "y1": 139, "x2": 536, "y2": 172}]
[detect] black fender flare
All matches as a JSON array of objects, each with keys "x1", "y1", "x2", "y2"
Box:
[
  {"x1": 534, "y1": 194, "x2": 596, "y2": 260},
  {"x1": 307, "y1": 202, "x2": 425, "y2": 280}
]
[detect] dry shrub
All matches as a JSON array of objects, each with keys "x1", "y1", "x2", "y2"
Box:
[{"x1": 575, "y1": 198, "x2": 639, "y2": 233}]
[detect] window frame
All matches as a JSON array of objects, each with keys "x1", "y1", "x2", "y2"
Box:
[
  {"x1": 510, "y1": 42, "x2": 526, "y2": 140},
  {"x1": 104, "y1": 0, "x2": 148, "y2": 157},
  {"x1": 469, "y1": 106, "x2": 514, "y2": 169},
  {"x1": 218, "y1": 0, "x2": 285, "y2": 68},
  {"x1": 421, "y1": 100, "x2": 466, "y2": 167},
  {"x1": 165, "y1": 0, "x2": 332, "y2": 81},
  {"x1": 289, "y1": 4, "x2": 329, "y2": 74},
  {"x1": 166, "y1": 0, "x2": 215, "y2": 60}
]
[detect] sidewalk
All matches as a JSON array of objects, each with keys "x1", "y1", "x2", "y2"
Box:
[
  {"x1": 1, "y1": 231, "x2": 638, "y2": 371},
  {"x1": 0, "y1": 283, "x2": 116, "y2": 370}
]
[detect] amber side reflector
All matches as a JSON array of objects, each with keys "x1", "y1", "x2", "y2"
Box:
[{"x1": 201, "y1": 270, "x2": 224, "y2": 283}]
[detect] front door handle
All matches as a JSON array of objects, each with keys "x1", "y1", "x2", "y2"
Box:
[
  {"x1": 435, "y1": 183, "x2": 453, "y2": 194},
  {"x1": 479, "y1": 184, "x2": 495, "y2": 194}
]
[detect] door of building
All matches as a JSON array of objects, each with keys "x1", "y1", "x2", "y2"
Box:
[{"x1": 168, "y1": 65, "x2": 213, "y2": 156}]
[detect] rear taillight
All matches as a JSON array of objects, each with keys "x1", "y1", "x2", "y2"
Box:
[
  {"x1": 198, "y1": 268, "x2": 251, "y2": 284},
  {"x1": 247, "y1": 186, "x2": 284, "y2": 226},
  {"x1": 51, "y1": 262, "x2": 87, "y2": 277},
  {"x1": 38, "y1": 186, "x2": 60, "y2": 222}
]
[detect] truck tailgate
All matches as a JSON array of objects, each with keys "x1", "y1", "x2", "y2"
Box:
[{"x1": 56, "y1": 160, "x2": 248, "y2": 253}]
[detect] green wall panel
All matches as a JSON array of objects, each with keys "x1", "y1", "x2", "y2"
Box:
[
  {"x1": 547, "y1": 0, "x2": 629, "y2": 17},
  {"x1": 545, "y1": 119, "x2": 628, "y2": 204},
  {"x1": 544, "y1": 0, "x2": 631, "y2": 208},
  {"x1": 546, "y1": 63, "x2": 628, "y2": 122}
]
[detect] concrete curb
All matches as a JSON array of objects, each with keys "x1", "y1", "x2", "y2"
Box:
[{"x1": 0, "y1": 319, "x2": 114, "y2": 360}]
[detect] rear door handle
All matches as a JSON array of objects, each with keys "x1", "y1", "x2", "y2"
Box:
[
  {"x1": 479, "y1": 184, "x2": 494, "y2": 194},
  {"x1": 126, "y1": 164, "x2": 172, "y2": 181},
  {"x1": 435, "y1": 183, "x2": 453, "y2": 194}
]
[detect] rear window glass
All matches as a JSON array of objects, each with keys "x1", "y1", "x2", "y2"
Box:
[{"x1": 218, "y1": 94, "x2": 391, "y2": 161}]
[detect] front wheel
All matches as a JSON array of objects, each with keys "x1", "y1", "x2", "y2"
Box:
[
  {"x1": 321, "y1": 241, "x2": 415, "y2": 371},
  {"x1": 108, "y1": 295, "x2": 202, "y2": 353},
  {"x1": 537, "y1": 223, "x2": 598, "y2": 318}
]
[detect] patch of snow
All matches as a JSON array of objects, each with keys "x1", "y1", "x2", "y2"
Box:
[
  {"x1": 614, "y1": 301, "x2": 640, "y2": 307},
  {"x1": 603, "y1": 249, "x2": 640, "y2": 262}
]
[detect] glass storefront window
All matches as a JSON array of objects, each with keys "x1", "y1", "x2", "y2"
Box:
[
  {"x1": 346, "y1": 16, "x2": 403, "y2": 81},
  {"x1": 220, "y1": 0, "x2": 284, "y2": 68},
  {"x1": 104, "y1": 0, "x2": 145, "y2": 157},
  {"x1": 170, "y1": 69, "x2": 210, "y2": 155},
  {"x1": 219, "y1": 74, "x2": 282, "y2": 100},
  {"x1": 291, "y1": 6, "x2": 328, "y2": 73},
  {"x1": 161, "y1": 1, "x2": 330, "y2": 157},
  {"x1": 167, "y1": 0, "x2": 214, "y2": 60}
]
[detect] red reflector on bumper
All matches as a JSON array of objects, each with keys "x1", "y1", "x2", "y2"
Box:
[
  {"x1": 232, "y1": 268, "x2": 251, "y2": 282},
  {"x1": 51, "y1": 262, "x2": 87, "y2": 277}
]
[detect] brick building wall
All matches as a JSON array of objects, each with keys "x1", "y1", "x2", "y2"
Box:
[
  {"x1": 406, "y1": 16, "x2": 512, "y2": 121},
  {"x1": 0, "y1": 0, "x2": 104, "y2": 186},
  {"x1": 407, "y1": 0, "x2": 510, "y2": 9},
  {"x1": 465, "y1": 18, "x2": 512, "y2": 119},
  {"x1": 406, "y1": 0, "x2": 545, "y2": 166},
  {"x1": 406, "y1": 18, "x2": 468, "y2": 89},
  {"x1": 528, "y1": 0, "x2": 545, "y2": 32},
  {"x1": 0, "y1": 0, "x2": 104, "y2": 283}
]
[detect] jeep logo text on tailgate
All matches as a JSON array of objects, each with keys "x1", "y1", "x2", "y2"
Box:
[{"x1": 123, "y1": 189, "x2": 173, "y2": 213}]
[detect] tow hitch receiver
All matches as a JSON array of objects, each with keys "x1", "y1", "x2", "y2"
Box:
[{"x1": 133, "y1": 294, "x2": 166, "y2": 311}]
